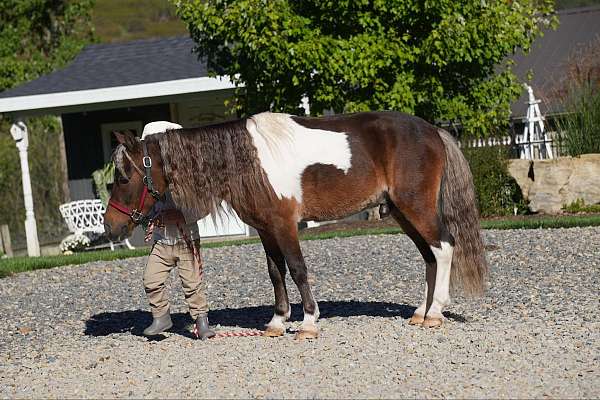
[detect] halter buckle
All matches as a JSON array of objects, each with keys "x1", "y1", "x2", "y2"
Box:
[
  {"x1": 143, "y1": 156, "x2": 152, "y2": 168},
  {"x1": 131, "y1": 210, "x2": 145, "y2": 224}
]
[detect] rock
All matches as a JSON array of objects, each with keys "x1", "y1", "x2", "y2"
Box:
[
  {"x1": 508, "y1": 154, "x2": 600, "y2": 213},
  {"x1": 17, "y1": 327, "x2": 32, "y2": 335}
]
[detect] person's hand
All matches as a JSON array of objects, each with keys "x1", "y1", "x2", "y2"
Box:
[{"x1": 144, "y1": 220, "x2": 155, "y2": 242}]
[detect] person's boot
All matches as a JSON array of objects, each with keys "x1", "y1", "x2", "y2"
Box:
[
  {"x1": 143, "y1": 312, "x2": 173, "y2": 336},
  {"x1": 194, "y1": 314, "x2": 216, "y2": 340}
]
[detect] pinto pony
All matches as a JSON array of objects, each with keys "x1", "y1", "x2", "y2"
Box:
[{"x1": 104, "y1": 111, "x2": 487, "y2": 339}]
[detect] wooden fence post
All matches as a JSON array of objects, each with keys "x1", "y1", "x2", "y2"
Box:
[{"x1": 0, "y1": 224, "x2": 13, "y2": 258}]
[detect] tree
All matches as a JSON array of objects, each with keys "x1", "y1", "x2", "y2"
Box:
[
  {"x1": 0, "y1": 0, "x2": 95, "y2": 91},
  {"x1": 0, "y1": 0, "x2": 94, "y2": 247},
  {"x1": 177, "y1": 0, "x2": 555, "y2": 136}
]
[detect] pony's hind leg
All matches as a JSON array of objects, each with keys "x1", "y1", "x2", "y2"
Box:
[
  {"x1": 424, "y1": 240, "x2": 453, "y2": 327},
  {"x1": 389, "y1": 196, "x2": 454, "y2": 328},
  {"x1": 258, "y1": 230, "x2": 291, "y2": 337}
]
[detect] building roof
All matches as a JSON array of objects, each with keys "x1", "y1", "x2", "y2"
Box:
[
  {"x1": 0, "y1": 36, "x2": 234, "y2": 116},
  {"x1": 0, "y1": 36, "x2": 206, "y2": 98},
  {"x1": 511, "y1": 6, "x2": 600, "y2": 118}
]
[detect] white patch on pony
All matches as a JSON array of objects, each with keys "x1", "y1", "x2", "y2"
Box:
[
  {"x1": 246, "y1": 112, "x2": 352, "y2": 202},
  {"x1": 428, "y1": 241, "x2": 454, "y2": 318},
  {"x1": 141, "y1": 121, "x2": 182, "y2": 139},
  {"x1": 266, "y1": 314, "x2": 287, "y2": 331},
  {"x1": 266, "y1": 307, "x2": 291, "y2": 333},
  {"x1": 300, "y1": 301, "x2": 320, "y2": 331}
]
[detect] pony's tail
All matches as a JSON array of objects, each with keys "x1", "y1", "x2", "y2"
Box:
[{"x1": 438, "y1": 129, "x2": 488, "y2": 296}]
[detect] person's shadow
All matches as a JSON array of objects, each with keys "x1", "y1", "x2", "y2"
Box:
[{"x1": 84, "y1": 300, "x2": 467, "y2": 339}]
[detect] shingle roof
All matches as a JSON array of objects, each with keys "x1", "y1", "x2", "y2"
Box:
[
  {"x1": 0, "y1": 36, "x2": 207, "y2": 99},
  {"x1": 511, "y1": 6, "x2": 600, "y2": 117}
]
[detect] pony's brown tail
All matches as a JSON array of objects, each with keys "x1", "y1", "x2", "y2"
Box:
[{"x1": 438, "y1": 129, "x2": 488, "y2": 296}]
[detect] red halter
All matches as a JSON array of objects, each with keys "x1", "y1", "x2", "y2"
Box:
[
  {"x1": 108, "y1": 185, "x2": 151, "y2": 225},
  {"x1": 108, "y1": 141, "x2": 161, "y2": 225}
]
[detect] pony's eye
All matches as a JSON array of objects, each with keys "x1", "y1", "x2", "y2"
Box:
[{"x1": 118, "y1": 176, "x2": 129, "y2": 185}]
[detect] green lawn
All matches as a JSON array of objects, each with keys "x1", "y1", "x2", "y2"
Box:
[
  {"x1": 92, "y1": 0, "x2": 187, "y2": 43},
  {"x1": 2, "y1": 214, "x2": 600, "y2": 278}
]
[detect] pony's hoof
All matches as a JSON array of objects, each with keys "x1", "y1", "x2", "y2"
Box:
[
  {"x1": 294, "y1": 328, "x2": 319, "y2": 340},
  {"x1": 408, "y1": 314, "x2": 425, "y2": 325},
  {"x1": 422, "y1": 316, "x2": 443, "y2": 328},
  {"x1": 263, "y1": 326, "x2": 285, "y2": 337}
]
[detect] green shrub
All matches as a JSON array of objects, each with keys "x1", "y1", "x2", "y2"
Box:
[
  {"x1": 562, "y1": 198, "x2": 600, "y2": 213},
  {"x1": 463, "y1": 146, "x2": 528, "y2": 217}
]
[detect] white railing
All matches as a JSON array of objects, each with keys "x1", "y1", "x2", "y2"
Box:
[
  {"x1": 461, "y1": 136, "x2": 513, "y2": 148},
  {"x1": 459, "y1": 131, "x2": 560, "y2": 160}
]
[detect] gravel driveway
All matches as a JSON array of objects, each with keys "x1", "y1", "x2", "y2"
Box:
[{"x1": 1, "y1": 227, "x2": 598, "y2": 398}]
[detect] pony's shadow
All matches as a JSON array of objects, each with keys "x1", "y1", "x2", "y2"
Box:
[{"x1": 84, "y1": 301, "x2": 466, "y2": 339}]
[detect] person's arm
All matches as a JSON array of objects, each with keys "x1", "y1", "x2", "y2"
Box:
[
  {"x1": 144, "y1": 201, "x2": 162, "y2": 242},
  {"x1": 144, "y1": 221, "x2": 154, "y2": 242}
]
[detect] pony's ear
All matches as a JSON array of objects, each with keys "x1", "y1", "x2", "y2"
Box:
[{"x1": 114, "y1": 130, "x2": 139, "y2": 151}]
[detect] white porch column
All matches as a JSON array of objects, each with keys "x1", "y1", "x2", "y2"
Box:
[{"x1": 10, "y1": 120, "x2": 40, "y2": 257}]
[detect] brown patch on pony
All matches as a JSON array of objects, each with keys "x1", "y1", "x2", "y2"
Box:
[
  {"x1": 149, "y1": 119, "x2": 270, "y2": 218},
  {"x1": 438, "y1": 129, "x2": 489, "y2": 296}
]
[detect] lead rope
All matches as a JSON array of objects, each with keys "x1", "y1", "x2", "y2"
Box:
[
  {"x1": 177, "y1": 222, "x2": 264, "y2": 339},
  {"x1": 211, "y1": 330, "x2": 264, "y2": 338}
]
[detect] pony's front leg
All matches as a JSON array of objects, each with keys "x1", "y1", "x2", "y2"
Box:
[
  {"x1": 259, "y1": 231, "x2": 291, "y2": 337},
  {"x1": 264, "y1": 254, "x2": 291, "y2": 337},
  {"x1": 275, "y1": 227, "x2": 319, "y2": 340}
]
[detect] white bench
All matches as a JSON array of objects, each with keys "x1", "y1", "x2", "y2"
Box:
[{"x1": 59, "y1": 199, "x2": 134, "y2": 251}]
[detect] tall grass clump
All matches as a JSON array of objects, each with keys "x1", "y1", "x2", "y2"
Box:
[
  {"x1": 553, "y1": 38, "x2": 600, "y2": 156},
  {"x1": 555, "y1": 84, "x2": 600, "y2": 156}
]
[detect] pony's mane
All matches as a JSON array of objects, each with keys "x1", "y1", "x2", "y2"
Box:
[{"x1": 150, "y1": 119, "x2": 268, "y2": 217}]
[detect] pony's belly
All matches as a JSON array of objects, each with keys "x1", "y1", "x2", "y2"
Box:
[
  {"x1": 300, "y1": 198, "x2": 383, "y2": 222},
  {"x1": 299, "y1": 164, "x2": 386, "y2": 221}
]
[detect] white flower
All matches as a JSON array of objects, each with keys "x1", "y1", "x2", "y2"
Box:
[{"x1": 60, "y1": 233, "x2": 91, "y2": 253}]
